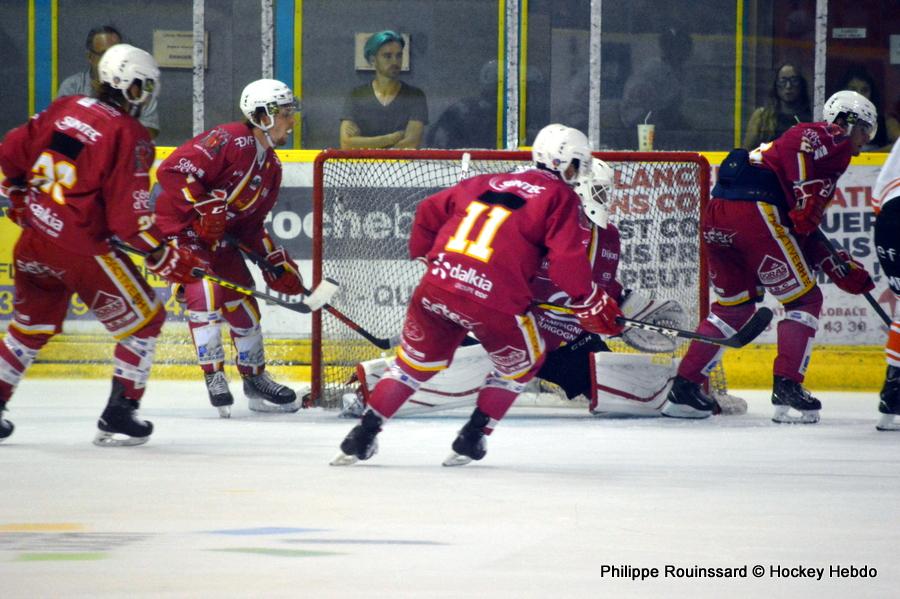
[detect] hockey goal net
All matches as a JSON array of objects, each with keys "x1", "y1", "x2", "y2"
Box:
[{"x1": 310, "y1": 149, "x2": 726, "y2": 409}]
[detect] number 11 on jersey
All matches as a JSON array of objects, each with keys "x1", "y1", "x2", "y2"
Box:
[{"x1": 445, "y1": 201, "x2": 511, "y2": 262}]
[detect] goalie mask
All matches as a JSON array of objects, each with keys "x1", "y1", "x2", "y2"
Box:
[
  {"x1": 823, "y1": 90, "x2": 878, "y2": 142},
  {"x1": 572, "y1": 158, "x2": 614, "y2": 228},
  {"x1": 97, "y1": 43, "x2": 159, "y2": 108},
  {"x1": 532, "y1": 124, "x2": 592, "y2": 185},
  {"x1": 239, "y1": 78, "x2": 300, "y2": 132}
]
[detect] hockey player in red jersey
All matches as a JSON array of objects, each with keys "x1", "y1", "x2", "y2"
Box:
[
  {"x1": 332, "y1": 124, "x2": 626, "y2": 466},
  {"x1": 665, "y1": 90, "x2": 877, "y2": 423},
  {"x1": 0, "y1": 44, "x2": 203, "y2": 446},
  {"x1": 153, "y1": 79, "x2": 304, "y2": 418}
]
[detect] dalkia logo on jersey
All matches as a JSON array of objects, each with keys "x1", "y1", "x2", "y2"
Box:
[{"x1": 431, "y1": 257, "x2": 493, "y2": 293}]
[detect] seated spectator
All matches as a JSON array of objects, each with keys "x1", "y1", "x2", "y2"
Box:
[
  {"x1": 340, "y1": 30, "x2": 428, "y2": 149},
  {"x1": 425, "y1": 59, "x2": 497, "y2": 149},
  {"x1": 743, "y1": 63, "x2": 811, "y2": 150},
  {"x1": 835, "y1": 65, "x2": 891, "y2": 151},
  {"x1": 57, "y1": 25, "x2": 159, "y2": 139}
]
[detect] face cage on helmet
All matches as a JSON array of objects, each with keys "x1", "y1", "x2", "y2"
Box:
[
  {"x1": 250, "y1": 98, "x2": 299, "y2": 131},
  {"x1": 844, "y1": 112, "x2": 876, "y2": 142},
  {"x1": 123, "y1": 77, "x2": 156, "y2": 107}
]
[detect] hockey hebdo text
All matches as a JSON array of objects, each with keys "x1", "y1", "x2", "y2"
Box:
[{"x1": 598, "y1": 563, "x2": 877, "y2": 581}]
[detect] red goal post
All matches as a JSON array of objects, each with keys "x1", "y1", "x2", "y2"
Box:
[{"x1": 311, "y1": 149, "x2": 712, "y2": 408}]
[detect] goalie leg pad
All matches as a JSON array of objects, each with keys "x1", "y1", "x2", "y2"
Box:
[{"x1": 591, "y1": 352, "x2": 678, "y2": 416}]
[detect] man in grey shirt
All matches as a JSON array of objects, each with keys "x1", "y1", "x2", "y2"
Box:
[{"x1": 57, "y1": 25, "x2": 159, "y2": 139}]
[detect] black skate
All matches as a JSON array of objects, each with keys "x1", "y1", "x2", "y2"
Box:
[
  {"x1": 243, "y1": 371, "x2": 299, "y2": 413},
  {"x1": 94, "y1": 381, "x2": 153, "y2": 446},
  {"x1": 661, "y1": 376, "x2": 715, "y2": 419},
  {"x1": 876, "y1": 365, "x2": 900, "y2": 431},
  {"x1": 331, "y1": 410, "x2": 383, "y2": 466},
  {"x1": 443, "y1": 408, "x2": 490, "y2": 467},
  {"x1": 0, "y1": 402, "x2": 13, "y2": 443},
  {"x1": 771, "y1": 375, "x2": 821, "y2": 423},
  {"x1": 205, "y1": 370, "x2": 234, "y2": 418}
]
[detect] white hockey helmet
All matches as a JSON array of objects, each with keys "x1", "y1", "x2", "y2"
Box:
[
  {"x1": 823, "y1": 90, "x2": 878, "y2": 142},
  {"x1": 572, "y1": 158, "x2": 614, "y2": 228},
  {"x1": 239, "y1": 78, "x2": 299, "y2": 131},
  {"x1": 97, "y1": 43, "x2": 159, "y2": 106},
  {"x1": 532, "y1": 124, "x2": 592, "y2": 184}
]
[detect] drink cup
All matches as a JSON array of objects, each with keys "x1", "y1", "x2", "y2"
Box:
[{"x1": 637, "y1": 123, "x2": 655, "y2": 151}]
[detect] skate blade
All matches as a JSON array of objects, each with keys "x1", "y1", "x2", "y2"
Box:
[
  {"x1": 876, "y1": 413, "x2": 900, "y2": 431},
  {"x1": 661, "y1": 401, "x2": 712, "y2": 419},
  {"x1": 442, "y1": 452, "x2": 473, "y2": 467},
  {"x1": 248, "y1": 397, "x2": 300, "y2": 413},
  {"x1": 772, "y1": 405, "x2": 820, "y2": 424},
  {"x1": 93, "y1": 430, "x2": 150, "y2": 447},
  {"x1": 330, "y1": 451, "x2": 359, "y2": 466},
  {"x1": 217, "y1": 405, "x2": 232, "y2": 418}
]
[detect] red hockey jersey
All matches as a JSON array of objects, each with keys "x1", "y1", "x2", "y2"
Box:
[
  {"x1": 154, "y1": 122, "x2": 283, "y2": 254},
  {"x1": 754, "y1": 121, "x2": 855, "y2": 210},
  {"x1": 409, "y1": 168, "x2": 594, "y2": 315},
  {"x1": 0, "y1": 95, "x2": 160, "y2": 255}
]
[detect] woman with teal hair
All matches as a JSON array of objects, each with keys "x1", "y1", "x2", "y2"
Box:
[{"x1": 340, "y1": 29, "x2": 428, "y2": 149}]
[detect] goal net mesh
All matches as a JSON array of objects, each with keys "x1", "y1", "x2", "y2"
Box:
[{"x1": 311, "y1": 150, "x2": 729, "y2": 409}]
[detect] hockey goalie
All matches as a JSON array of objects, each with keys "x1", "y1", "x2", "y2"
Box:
[{"x1": 342, "y1": 159, "x2": 696, "y2": 418}]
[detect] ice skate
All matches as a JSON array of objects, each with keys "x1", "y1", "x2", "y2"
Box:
[
  {"x1": 771, "y1": 375, "x2": 821, "y2": 424},
  {"x1": 331, "y1": 410, "x2": 382, "y2": 466},
  {"x1": 205, "y1": 370, "x2": 234, "y2": 418},
  {"x1": 443, "y1": 408, "x2": 489, "y2": 467},
  {"x1": 0, "y1": 402, "x2": 13, "y2": 443},
  {"x1": 93, "y1": 381, "x2": 153, "y2": 446},
  {"x1": 243, "y1": 371, "x2": 299, "y2": 413},
  {"x1": 661, "y1": 376, "x2": 715, "y2": 419},
  {"x1": 876, "y1": 365, "x2": 900, "y2": 432}
]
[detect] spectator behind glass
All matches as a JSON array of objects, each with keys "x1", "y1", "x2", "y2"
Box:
[
  {"x1": 56, "y1": 25, "x2": 160, "y2": 139},
  {"x1": 619, "y1": 27, "x2": 693, "y2": 148},
  {"x1": 888, "y1": 99, "x2": 900, "y2": 150},
  {"x1": 339, "y1": 30, "x2": 428, "y2": 149},
  {"x1": 426, "y1": 59, "x2": 497, "y2": 149},
  {"x1": 835, "y1": 66, "x2": 891, "y2": 150},
  {"x1": 743, "y1": 63, "x2": 811, "y2": 150}
]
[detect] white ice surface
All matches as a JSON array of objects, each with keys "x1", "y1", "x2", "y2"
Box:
[{"x1": 1, "y1": 379, "x2": 898, "y2": 598}]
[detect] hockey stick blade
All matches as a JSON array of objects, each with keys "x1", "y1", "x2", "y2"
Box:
[{"x1": 616, "y1": 307, "x2": 772, "y2": 349}]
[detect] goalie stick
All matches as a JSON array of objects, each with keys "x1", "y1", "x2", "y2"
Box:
[
  {"x1": 536, "y1": 302, "x2": 774, "y2": 349},
  {"x1": 223, "y1": 235, "x2": 395, "y2": 349},
  {"x1": 111, "y1": 240, "x2": 336, "y2": 315},
  {"x1": 820, "y1": 232, "x2": 891, "y2": 326}
]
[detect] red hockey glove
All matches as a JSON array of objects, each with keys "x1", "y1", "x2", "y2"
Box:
[
  {"x1": 1, "y1": 178, "x2": 28, "y2": 227},
  {"x1": 263, "y1": 247, "x2": 304, "y2": 295},
  {"x1": 789, "y1": 179, "x2": 834, "y2": 235},
  {"x1": 572, "y1": 285, "x2": 624, "y2": 336},
  {"x1": 192, "y1": 189, "x2": 228, "y2": 244},
  {"x1": 146, "y1": 241, "x2": 205, "y2": 285},
  {"x1": 818, "y1": 249, "x2": 875, "y2": 295}
]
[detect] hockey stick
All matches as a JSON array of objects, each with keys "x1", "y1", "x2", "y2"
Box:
[
  {"x1": 819, "y1": 232, "x2": 891, "y2": 326},
  {"x1": 224, "y1": 235, "x2": 395, "y2": 350},
  {"x1": 111, "y1": 240, "x2": 331, "y2": 315},
  {"x1": 535, "y1": 302, "x2": 774, "y2": 349}
]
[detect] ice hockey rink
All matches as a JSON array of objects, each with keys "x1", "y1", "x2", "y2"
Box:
[{"x1": 2, "y1": 379, "x2": 898, "y2": 598}]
